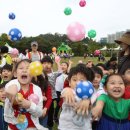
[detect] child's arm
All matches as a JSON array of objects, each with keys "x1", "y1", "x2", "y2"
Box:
[
  {"x1": 91, "y1": 100, "x2": 104, "y2": 120},
  {"x1": 67, "y1": 60, "x2": 73, "y2": 73}
]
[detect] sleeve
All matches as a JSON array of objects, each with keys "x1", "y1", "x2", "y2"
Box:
[
  {"x1": 44, "y1": 85, "x2": 52, "y2": 111},
  {"x1": 0, "y1": 57, "x2": 6, "y2": 68},
  {"x1": 4, "y1": 99, "x2": 18, "y2": 124},
  {"x1": 97, "y1": 94, "x2": 107, "y2": 103},
  {"x1": 27, "y1": 84, "x2": 43, "y2": 118}
]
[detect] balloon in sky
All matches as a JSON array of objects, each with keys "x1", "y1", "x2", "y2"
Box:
[
  {"x1": 76, "y1": 81, "x2": 94, "y2": 99},
  {"x1": 66, "y1": 22, "x2": 86, "y2": 42},
  {"x1": 64, "y1": 7, "x2": 72, "y2": 15},
  {"x1": 8, "y1": 28, "x2": 22, "y2": 41},
  {"x1": 28, "y1": 94, "x2": 39, "y2": 105},
  {"x1": 9, "y1": 12, "x2": 15, "y2": 20},
  {"x1": 79, "y1": 0, "x2": 86, "y2": 7},
  {"x1": 29, "y1": 61, "x2": 43, "y2": 76},
  {"x1": 94, "y1": 50, "x2": 101, "y2": 55},
  {"x1": 88, "y1": 29, "x2": 96, "y2": 38}
]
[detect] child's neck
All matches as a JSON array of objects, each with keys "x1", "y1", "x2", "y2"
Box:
[{"x1": 20, "y1": 84, "x2": 30, "y2": 93}]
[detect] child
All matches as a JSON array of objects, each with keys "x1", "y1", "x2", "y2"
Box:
[
  {"x1": 0, "y1": 82, "x2": 8, "y2": 130},
  {"x1": 41, "y1": 56, "x2": 62, "y2": 130},
  {"x1": 58, "y1": 64, "x2": 95, "y2": 130},
  {"x1": 32, "y1": 73, "x2": 52, "y2": 127},
  {"x1": 0, "y1": 64, "x2": 13, "y2": 84},
  {"x1": 92, "y1": 74, "x2": 130, "y2": 130},
  {"x1": 91, "y1": 66, "x2": 106, "y2": 130},
  {"x1": 4, "y1": 59, "x2": 48, "y2": 130}
]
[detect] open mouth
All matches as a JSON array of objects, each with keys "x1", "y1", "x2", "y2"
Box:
[
  {"x1": 113, "y1": 88, "x2": 121, "y2": 94},
  {"x1": 21, "y1": 75, "x2": 28, "y2": 80},
  {"x1": 3, "y1": 76, "x2": 8, "y2": 79}
]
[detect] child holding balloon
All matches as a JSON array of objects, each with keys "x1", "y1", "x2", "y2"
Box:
[
  {"x1": 92, "y1": 74, "x2": 130, "y2": 130},
  {"x1": 58, "y1": 64, "x2": 95, "y2": 130},
  {"x1": 4, "y1": 59, "x2": 48, "y2": 130}
]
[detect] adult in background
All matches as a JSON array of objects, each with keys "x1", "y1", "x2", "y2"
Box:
[
  {"x1": 26, "y1": 41, "x2": 43, "y2": 61},
  {"x1": 115, "y1": 31, "x2": 130, "y2": 75}
]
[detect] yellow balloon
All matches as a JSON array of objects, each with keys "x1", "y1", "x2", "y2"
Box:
[{"x1": 29, "y1": 61, "x2": 43, "y2": 76}]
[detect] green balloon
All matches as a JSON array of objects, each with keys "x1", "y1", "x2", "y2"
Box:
[
  {"x1": 64, "y1": 7, "x2": 72, "y2": 15},
  {"x1": 88, "y1": 30, "x2": 96, "y2": 38}
]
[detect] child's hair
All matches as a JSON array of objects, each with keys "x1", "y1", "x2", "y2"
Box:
[
  {"x1": 0, "y1": 82, "x2": 8, "y2": 89},
  {"x1": 91, "y1": 66, "x2": 103, "y2": 78},
  {"x1": 1, "y1": 64, "x2": 13, "y2": 73},
  {"x1": 104, "y1": 73, "x2": 125, "y2": 86},
  {"x1": 122, "y1": 66, "x2": 130, "y2": 75},
  {"x1": 41, "y1": 56, "x2": 53, "y2": 64},
  {"x1": 32, "y1": 72, "x2": 49, "y2": 91},
  {"x1": 15, "y1": 59, "x2": 31, "y2": 70},
  {"x1": 96, "y1": 63, "x2": 107, "y2": 70},
  {"x1": 68, "y1": 63, "x2": 95, "y2": 82}
]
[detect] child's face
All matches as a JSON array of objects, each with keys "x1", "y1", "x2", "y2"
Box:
[
  {"x1": 69, "y1": 73, "x2": 87, "y2": 89},
  {"x1": 0, "y1": 88, "x2": 6, "y2": 102},
  {"x1": 42, "y1": 62, "x2": 52, "y2": 73},
  {"x1": 92, "y1": 73, "x2": 102, "y2": 89},
  {"x1": 105, "y1": 75, "x2": 125, "y2": 101},
  {"x1": 15, "y1": 61, "x2": 32, "y2": 85},
  {"x1": 1, "y1": 69, "x2": 13, "y2": 81},
  {"x1": 124, "y1": 69, "x2": 130, "y2": 83},
  {"x1": 61, "y1": 63, "x2": 68, "y2": 73}
]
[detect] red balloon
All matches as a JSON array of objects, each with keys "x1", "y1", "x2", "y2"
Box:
[
  {"x1": 94, "y1": 50, "x2": 101, "y2": 55},
  {"x1": 79, "y1": 0, "x2": 86, "y2": 7}
]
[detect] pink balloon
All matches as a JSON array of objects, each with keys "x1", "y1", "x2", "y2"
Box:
[
  {"x1": 67, "y1": 22, "x2": 86, "y2": 42},
  {"x1": 11, "y1": 48, "x2": 19, "y2": 56},
  {"x1": 94, "y1": 50, "x2": 101, "y2": 55},
  {"x1": 55, "y1": 56, "x2": 60, "y2": 63},
  {"x1": 79, "y1": 0, "x2": 86, "y2": 7},
  {"x1": 28, "y1": 94, "x2": 39, "y2": 105}
]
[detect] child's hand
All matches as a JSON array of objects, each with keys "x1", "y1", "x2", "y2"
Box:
[
  {"x1": 91, "y1": 106, "x2": 102, "y2": 120},
  {"x1": 5, "y1": 85, "x2": 18, "y2": 104},
  {"x1": 43, "y1": 96, "x2": 47, "y2": 101},
  {"x1": 74, "y1": 99, "x2": 90, "y2": 115},
  {"x1": 42, "y1": 108, "x2": 47, "y2": 117},
  {"x1": 17, "y1": 99, "x2": 31, "y2": 109},
  {"x1": 61, "y1": 88, "x2": 75, "y2": 105}
]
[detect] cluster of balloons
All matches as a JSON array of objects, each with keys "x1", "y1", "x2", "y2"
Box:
[
  {"x1": 79, "y1": 0, "x2": 86, "y2": 7},
  {"x1": 88, "y1": 29, "x2": 96, "y2": 38},
  {"x1": 76, "y1": 81, "x2": 94, "y2": 99},
  {"x1": 64, "y1": 7, "x2": 72, "y2": 15},
  {"x1": 66, "y1": 22, "x2": 86, "y2": 42},
  {"x1": 29, "y1": 61, "x2": 43, "y2": 76},
  {"x1": 8, "y1": 28, "x2": 22, "y2": 41},
  {"x1": 9, "y1": 12, "x2": 15, "y2": 20}
]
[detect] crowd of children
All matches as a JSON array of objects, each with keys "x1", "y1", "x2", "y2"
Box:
[{"x1": 1, "y1": 32, "x2": 130, "y2": 130}]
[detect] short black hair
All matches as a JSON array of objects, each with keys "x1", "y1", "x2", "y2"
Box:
[
  {"x1": 0, "y1": 46, "x2": 9, "y2": 53},
  {"x1": 91, "y1": 66, "x2": 103, "y2": 77},
  {"x1": 41, "y1": 56, "x2": 53, "y2": 64},
  {"x1": 68, "y1": 63, "x2": 95, "y2": 82},
  {"x1": 96, "y1": 63, "x2": 107, "y2": 70},
  {"x1": 1, "y1": 64, "x2": 13, "y2": 72},
  {"x1": 0, "y1": 82, "x2": 7, "y2": 89}
]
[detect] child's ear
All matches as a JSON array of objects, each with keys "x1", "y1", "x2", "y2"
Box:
[
  {"x1": 13, "y1": 71, "x2": 17, "y2": 78},
  {"x1": 104, "y1": 86, "x2": 108, "y2": 92}
]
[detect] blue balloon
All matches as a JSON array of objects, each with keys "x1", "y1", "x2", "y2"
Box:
[
  {"x1": 16, "y1": 117, "x2": 28, "y2": 130},
  {"x1": 76, "y1": 81, "x2": 94, "y2": 99},
  {"x1": 9, "y1": 12, "x2": 15, "y2": 20},
  {"x1": 8, "y1": 28, "x2": 22, "y2": 41}
]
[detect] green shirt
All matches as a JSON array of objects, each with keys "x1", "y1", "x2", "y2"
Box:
[{"x1": 97, "y1": 94, "x2": 130, "y2": 120}]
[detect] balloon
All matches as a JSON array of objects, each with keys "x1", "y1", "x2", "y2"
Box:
[
  {"x1": 9, "y1": 12, "x2": 15, "y2": 20},
  {"x1": 10, "y1": 48, "x2": 19, "y2": 56},
  {"x1": 88, "y1": 29, "x2": 96, "y2": 38},
  {"x1": 28, "y1": 94, "x2": 39, "y2": 105},
  {"x1": 66, "y1": 22, "x2": 86, "y2": 42},
  {"x1": 64, "y1": 7, "x2": 72, "y2": 15},
  {"x1": 76, "y1": 81, "x2": 94, "y2": 99},
  {"x1": 79, "y1": 0, "x2": 86, "y2": 7},
  {"x1": 52, "y1": 47, "x2": 56, "y2": 52},
  {"x1": 16, "y1": 115, "x2": 28, "y2": 130},
  {"x1": 94, "y1": 50, "x2": 101, "y2": 55},
  {"x1": 55, "y1": 56, "x2": 60, "y2": 63},
  {"x1": 8, "y1": 28, "x2": 22, "y2": 41},
  {"x1": 29, "y1": 61, "x2": 43, "y2": 76}
]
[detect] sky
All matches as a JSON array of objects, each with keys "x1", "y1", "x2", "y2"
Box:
[{"x1": 0, "y1": 0, "x2": 130, "y2": 41}]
